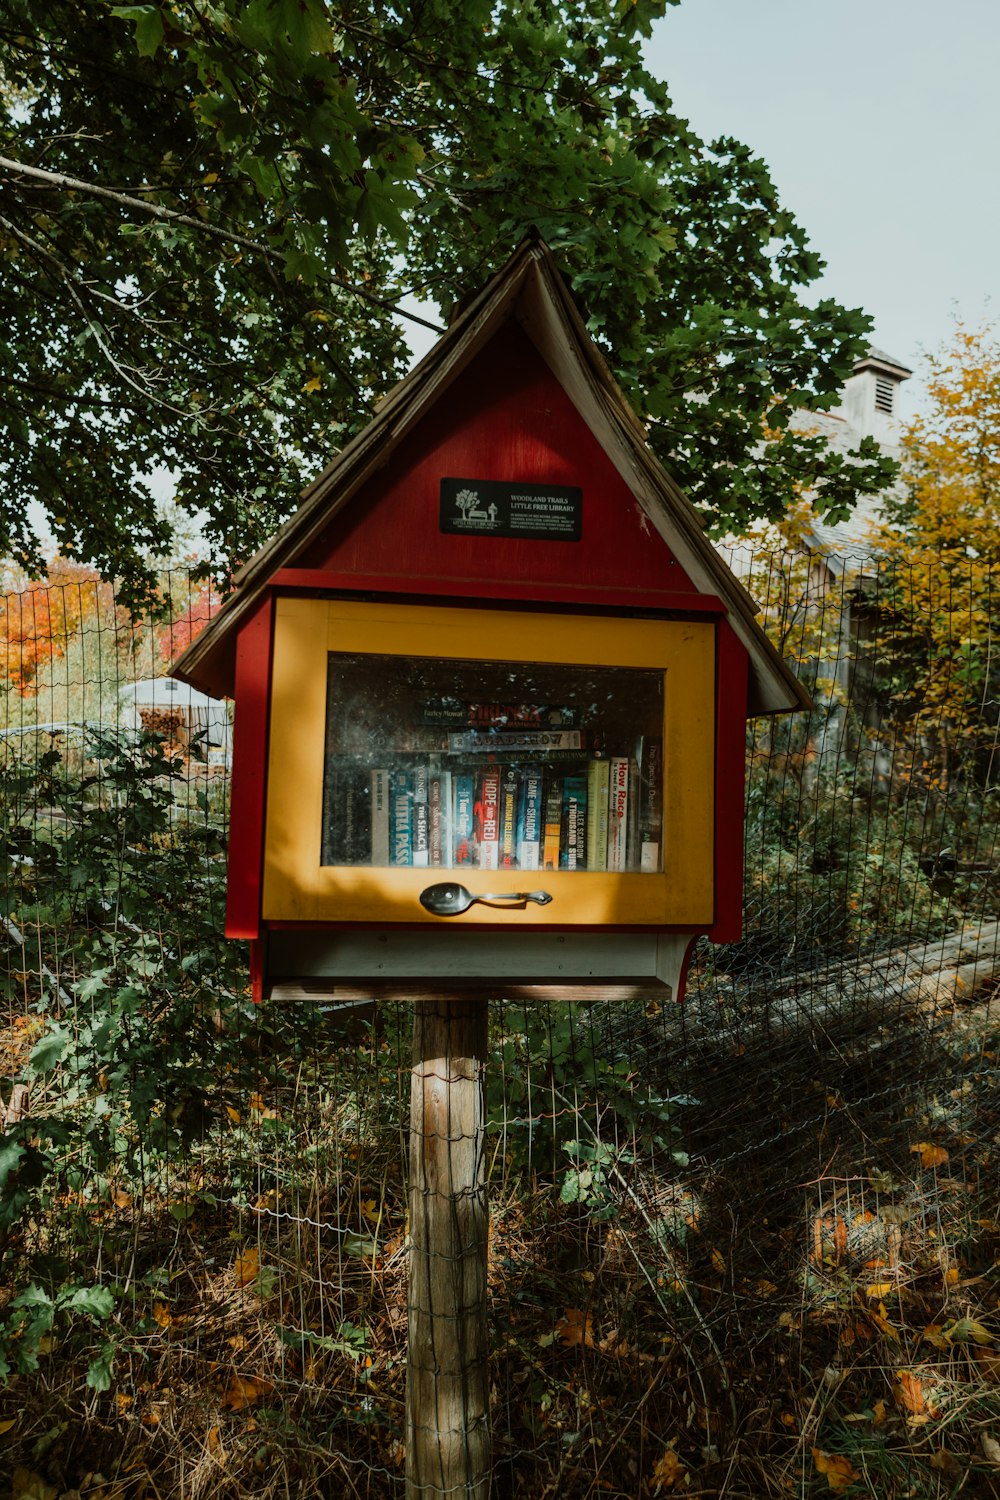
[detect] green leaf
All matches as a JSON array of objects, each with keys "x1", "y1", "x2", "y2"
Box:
[
  {"x1": 0, "y1": 1136, "x2": 26, "y2": 1190},
  {"x1": 111, "y1": 5, "x2": 165, "y2": 58},
  {"x1": 29, "y1": 1026, "x2": 70, "y2": 1076},
  {"x1": 86, "y1": 1344, "x2": 116, "y2": 1391},
  {"x1": 61, "y1": 1285, "x2": 115, "y2": 1320}
]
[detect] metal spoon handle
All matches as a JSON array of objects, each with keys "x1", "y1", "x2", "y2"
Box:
[{"x1": 478, "y1": 890, "x2": 552, "y2": 906}]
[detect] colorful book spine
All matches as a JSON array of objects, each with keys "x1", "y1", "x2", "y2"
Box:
[
  {"x1": 420, "y1": 699, "x2": 580, "y2": 729},
  {"x1": 390, "y1": 769, "x2": 413, "y2": 866},
  {"x1": 411, "y1": 759, "x2": 430, "y2": 867},
  {"x1": 429, "y1": 769, "x2": 453, "y2": 867},
  {"x1": 371, "y1": 767, "x2": 390, "y2": 866},
  {"x1": 586, "y1": 758, "x2": 610, "y2": 871},
  {"x1": 499, "y1": 767, "x2": 519, "y2": 867},
  {"x1": 560, "y1": 773, "x2": 588, "y2": 869},
  {"x1": 454, "y1": 773, "x2": 475, "y2": 865},
  {"x1": 517, "y1": 767, "x2": 544, "y2": 870},
  {"x1": 638, "y1": 737, "x2": 663, "y2": 873},
  {"x1": 626, "y1": 757, "x2": 640, "y2": 872},
  {"x1": 607, "y1": 756, "x2": 630, "y2": 872},
  {"x1": 447, "y1": 729, "x2": 584, "y2": 753},
  {"x1": 475, "y1": 768, "x2": 501, "y2": 869},
  {"x1": 542, "y1": 777, "x2": 563, "y2": 871}
]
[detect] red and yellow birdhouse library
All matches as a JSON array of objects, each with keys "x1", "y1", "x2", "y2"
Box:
[{"x1": 172, "y1": 237, "x2": 808, "y2": 1003}]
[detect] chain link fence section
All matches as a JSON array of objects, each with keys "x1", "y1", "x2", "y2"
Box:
[{"x1": 0, "y1": 555, "x2": 999, "y2": 1497}]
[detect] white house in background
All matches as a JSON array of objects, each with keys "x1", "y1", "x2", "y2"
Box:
[
  {"x1": 794, "y1": 346, "x2": 913, "y2": 771},
  {"x1": 794, "y1": 345, "x2": 913, "y2": 565}
]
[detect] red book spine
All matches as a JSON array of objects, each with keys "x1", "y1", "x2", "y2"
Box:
[{"x1": 475, "y1": 768, "x2": 501, "y2": 870}]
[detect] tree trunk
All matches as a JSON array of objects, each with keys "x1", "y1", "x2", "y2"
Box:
[{"x1": 406, "y1": 997, "x2": 490, "y2": 1500}]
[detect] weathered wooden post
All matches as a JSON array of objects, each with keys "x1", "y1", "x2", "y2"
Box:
[
  {"x1": 171, "y1": 236, "x2": 807, "y2": 1498},
  {"x1": 407, "y1": 997, "x2": 490, "y2": 1499}
]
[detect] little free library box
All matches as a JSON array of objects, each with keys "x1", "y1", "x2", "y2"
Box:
[{"x1": 172, "y1": 238, "x2": 808, "y2": 1003}]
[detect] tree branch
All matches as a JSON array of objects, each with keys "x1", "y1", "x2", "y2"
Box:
[{"x1": 0, "y1": 153, "x2": 446, "y2": 334}]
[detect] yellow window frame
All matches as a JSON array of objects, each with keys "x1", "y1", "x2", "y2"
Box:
[{"x1": 262, "y1": 597, "x2": 716, "y2": 927}]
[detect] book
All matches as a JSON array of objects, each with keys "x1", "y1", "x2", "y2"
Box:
[
  {"x1": 560, "y1": 773, "x2": 588, "y2": 870},
  {"x1": 475, "y1": 768, "x2": 501, "y2": 869},
  {"x1": 390, "y1": 769, "x2": 413, "y2": 866},
  {"x1": 517, "y1": 767, "x2": 544, "y2": 870},
  {"x1": 542, "y1": 777, "x2": 563, "y2": 870},
  {"x1": 419, "y1": 699, "x2": 580, "y2": 729},
  {"x1": 638, "y1": 736, "x2": 663, "y2": 873},
  {"x1": 453, "y1": 773, "x2": 475, "y2": 865},
  {"x1": 607, "y1": 756, "x2": 630, "y2": 872},
  {"x1": 626, "y1": 757, "x2": 640, "y2": 872},
  {"x1": 447, "y1": 728, "x2": 584, "y2": 754},
  {"x1": 499, "y1": 766, "x2": 519, "y2": 867},
  {"x1": 586, "y1": 758, "x2": 610, "y2": 871},
  {"x1": 370, "y1": 766, "x2": 391, "y2": 866},
  {"x1": 428, "y1": 769, "x2": 453, "y2": 867},
  {"x1": 411, "y1": 759, "x2": 430, "y2": 867}
]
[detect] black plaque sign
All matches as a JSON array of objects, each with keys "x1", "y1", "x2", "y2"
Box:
[{"x1": 440, "y1": 478, "x2": 582, "y2": 541}]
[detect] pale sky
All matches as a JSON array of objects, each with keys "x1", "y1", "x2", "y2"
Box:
[{"x1": 644, "y1": 0, "x2": 1000, "y2": 419}]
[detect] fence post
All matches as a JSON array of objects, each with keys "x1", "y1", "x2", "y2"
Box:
[{"x1": 406, "y1": 995, "x2": 490, "y2": 1499}]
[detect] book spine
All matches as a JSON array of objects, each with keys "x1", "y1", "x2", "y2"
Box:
[
  {"x1": 447, "y1": 729, "x2": 584, "y2": 753},
  {"x1": 607, "y1": 756, "x2": 630, "y2": 872},
  {"x1": 429, "y1": 769, "x2": 452, "y2": 867},
  {"x1": 639, "y1": 736, "x2": 663, "y2": 873},
  {"x1": 499, "y1": 766, "x2": 519, "y2": 867},
  {"x1": 371, "y1": 767, "x2": 390, "y2": 866},
  {"x1": 454, "y1": 773, "x2": 475, "y2": 865},
  {"x1": 475, "y1": 768, "x2": 501, "y2": 869},
  {"x1": 586, "y1": 758, "x2": 610, "y2": 871},
  {"x1": 517, "y1": 767, "x2": 544, "y2": 870},
  {"x1": 390, "y1": 769, "x2": 413, "y2": 866},
  {"x1": 542, "y1": 776, "x2": 563, "y2": 871},
  {"x1": 626, "y1": 757, "x2": 640, "y2": 872},
  {"x1": 560, "y1": 773, "x2": 587, "y2": 870},
  {"x1": 420, "y1": 700, "x2": 580, "y2": 729},
  {"x1": 411, "y1": 759, "x2": 430, "y2": 867}
]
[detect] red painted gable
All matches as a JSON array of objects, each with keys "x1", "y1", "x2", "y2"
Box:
[{"x1": 300, "y1": 321, "x2": 696, "y2": 597}]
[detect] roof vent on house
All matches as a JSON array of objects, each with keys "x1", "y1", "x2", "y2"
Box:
[{"x1": 874, "y1": 375, "x2": 894, "y2": 415}]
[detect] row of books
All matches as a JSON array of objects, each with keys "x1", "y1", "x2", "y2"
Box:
[{"x1": 321, "y1": 742, "x2": 662, "y2": 872}]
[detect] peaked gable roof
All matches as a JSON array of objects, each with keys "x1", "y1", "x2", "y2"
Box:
[{"x1": 173, "y1": 237, "x2": 809, "y2": 716}]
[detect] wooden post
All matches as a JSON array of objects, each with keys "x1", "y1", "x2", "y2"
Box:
[{"x1": 406, "y1": 996, "x2": 490, "y2": 1500}]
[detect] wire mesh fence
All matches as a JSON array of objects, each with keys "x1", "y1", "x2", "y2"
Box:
[{"x1": 1, "y1": 554, "x2": 1000, "y2": 1497}]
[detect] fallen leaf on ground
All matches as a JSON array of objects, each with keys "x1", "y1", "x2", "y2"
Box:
[
  {"x1": 982, "y1": 1433, "x2": 1000, "y2": 1465},
  {"x1": 234, "y1": 1248, "x2": 260, "y2": 1288},
  {"x1": 910, "y1": 1142, "x2": 949, "y2": 1168},
  {"x1": 812, "y1": 1448, "x2": 860, "y2": 1491},
  {"x1": 894, "y1": 1370, "x2": 929, "y2": 1415},
  {"x1": 555, "y1": 1308, "x2": 594, "y2": 1348},
  {"x1": 220, "y1": 1375, "x2": 271, "y2": 1412},
  {"x1": 944, "y1": 1316, "x2": 994, "y2": 1345},
  {"x1": 152, "y1": 1301, "x2": 172, "y2": 1329},
  {"x1": 650, "y1": 1448, "x2": 686, "y2": 1490}
]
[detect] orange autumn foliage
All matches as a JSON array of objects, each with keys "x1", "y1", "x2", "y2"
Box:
[
  {"x1": 0, "y1": 558, "x2": 107, "y2": 695},
  {"x1": 156, "y1": 584, "x2": 221, "y2": 667}
]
